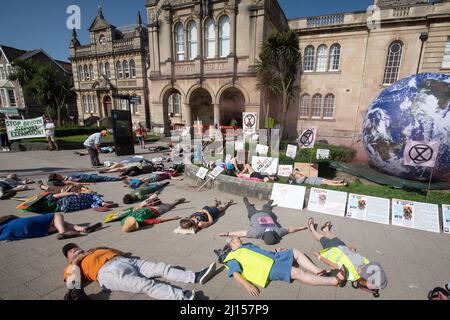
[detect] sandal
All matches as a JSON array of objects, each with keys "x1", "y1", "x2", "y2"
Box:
[
  {"x1": 57, "y1": 231, "x2": 82, "y2": 240},
  {"x1": 321, "y1": 221, "x2": 332, "y2": 231},
  {"x1": 84, "y1": 222, "x2": 102, "y2": 234},
  {"x1": 307, "y1": 217, "x2": 315, "y2": 232}
]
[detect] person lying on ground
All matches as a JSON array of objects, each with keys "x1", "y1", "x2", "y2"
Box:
[
  {"x1": 0, "y1": 213, "x2": 102, "y2": 241},
  {"x1": 120, "y1": 197, "x2": 187, "y2": 233},
  {"x1": 37, "y1": 181, "x2": 91, "y2": 194},
  {"x1": 122, "y1": 181, "x2": 170, "y2": 204},
  {"x1": 237, "y1": 164, "x2": 278, "y2": 182},
  {"x1": 179, "y1": 198, "x2": 235, "y2": 232},
  {"x1": 48, "y1": 173, "x2": 124, "y2": 186},
  {"x1": 148, "y1": 141, "x2": 173, "y2": 153},
  {"x1": 307, "y1": 217, "x2": 387, "y2": 291},
  {"x1": 74, "y1": 147, "x2": 115, "y2": 156},
  {"x1": 217, "y1": 197, "x2": 307, "y2": 245},
  {"x1": 216, "y1": 236, "x2": 346, "y2": 297},
  {"x1": 62, "y1": 243, "x2": 217, "y2": 300},
  {"x1": 288, "y1": 170, "x2": 347, "y2": 187},
  {"x1": 123, "y1": 170, "x2": 182, "y2": 189},
  {"x1": 1, "y1": 174, "x2": 34, "y2": 186},
  {"x1": 207, "y1": 157, "x2": 243, "y2": 177},
  {"x1": 0, "y1": 180, "x2": 32, "y2": 200}
]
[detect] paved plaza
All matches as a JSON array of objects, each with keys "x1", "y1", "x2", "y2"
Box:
[{"x1": 0, "y1": 147, "x2": 449, "y2": 300}]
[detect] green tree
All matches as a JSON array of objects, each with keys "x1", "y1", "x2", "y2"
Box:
[
  {"x1": 255, "y1": 30, "x2": 301, "y2": 138},
  {"x1": 9, "y1": 60, "x2": 75, "y2": 126}
]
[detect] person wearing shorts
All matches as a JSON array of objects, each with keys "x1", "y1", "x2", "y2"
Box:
[{"x1": 179, "y1": 199, "x2": 235, "y2": 232}]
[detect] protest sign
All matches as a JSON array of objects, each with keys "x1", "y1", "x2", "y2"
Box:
[
  {"x1": 207, "y1": 166, "x2": 225, "y2": 180},
  {"x1": 294, "y1": 163, "x2": 318, "y2": 178},
  {"x1": 235, "y1": 141, "x2": 244, "y2": 151},
  {"x1": 316, "y1": 149, "x2": 330, "y2": 160},
  {"x1": 251, "y1": 156, "x2": 279, "y2": 175},
  {"x1": 196, "y1": 167, "x2": 209, "y2": 180},
  {"x1": 256, "y1": 144, "x2": 269, "y2": 155},
  {"x1": 307, "y1": 188, "x2": 348, "y2": 217},
  {"x1": 443, "y1": 204, "x2": 450, "y2": 234},
  {"x1": 277, "y1": 165, "x2": 293, "y2": 177},
  {"x1": 346, "y1": 194, "x2": 390, "y2": 225},
  {"x1": 392, "y1": 199, "x2": 440, "y2": 233},
  {"x1": 243, "y1": 112, "x2": 257, "y2": 135},
  {"x1": 297, "y1": 127, "x2": 317, "y2": 149},
  {"x1": 286, "y1": 144, "x2": 297, "y2": 159},
  {"x1": 403, "y1": 140, "x2": 440, "y2": 168},
  {"x1": 6, "y1": 117, "x2": 46, "y2": 140},
  {"x1": 271, "y1": 183, "x2": 306, "y2": 210}
]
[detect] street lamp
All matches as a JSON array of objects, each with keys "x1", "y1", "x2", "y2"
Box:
[{"x1": 417, "y1": 32, "x2": 429, "y2": 74}]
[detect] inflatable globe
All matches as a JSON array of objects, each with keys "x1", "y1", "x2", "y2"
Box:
[{"x1": 363, "y1": 73, "x2": 450, "y2": 181}]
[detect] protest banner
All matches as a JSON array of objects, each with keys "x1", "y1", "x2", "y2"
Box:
[
  {"x1": 307, "y1": 188, "x2": 348, "y2": 217},
  {"x1": 277, "y1": 165, "x2": 293, "y2": 177},
  {"x1": 243, "y1": 112, "x2": 257, "y2": 135},
  {"x1": 392, "y1": 199, "x2": 440, "y2": 233},
  {"x1": 403, "y1": 140, "x2": 440, "y2": 168},
  {"x1": 5, "y1": 117, "x2": 46, "y2": 140},
  {"x1": 346, "y1": 194, "x2": 390, "y2": 225},
  {"x1": 317, "y1": 149, "x2": 330, "y2": 160},
  {"x1": 443, "y1": 204, "x2": 450, "y2": 234},
  {"x1": 271, "y1": 183, "x2": 306, "y2": 210},
  {"x1": 286, "y1": 144, "x2": 297, "y2": 159},
  {"x1": 251, "y1": 156, "x2": 279, "y2": 175}
]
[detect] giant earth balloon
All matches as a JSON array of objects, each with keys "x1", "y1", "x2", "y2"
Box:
[{"x1": 363, "y1": 73, "x2": 450, "y2": 182}]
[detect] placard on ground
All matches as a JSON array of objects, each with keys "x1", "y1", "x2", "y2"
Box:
[
  {"x1": 307, "y1": 188, "x2": 348, "y2": 217},
  {"x1": 442, "y1": 204, "x2": 450, "y2": 234},
  {"x1": 346, "y1": 194, "x2": 390, "y2": 225},
  {"x1": 392, "y1": 199, "x2": 440, "y2": 233},
  {"x1": 294, "y1": 163, "x2": 318, "y2": 178},
  {"x1": 270, "y1": 183, "x2": 306, "y2": 210}
]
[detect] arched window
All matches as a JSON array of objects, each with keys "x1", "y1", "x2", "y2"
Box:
[
  {"x1": 299, "y1": 94, "x2": 311, "y2": 118},
  {"x1": 105, "y1": 62, "x2": 111, "y2": 79},
  {"x1": 123, "y1": 61, "x2": 130, "y2": 78},
  {"x1": 219, "y1": 16, "x2": 230, "y2": 58},
  {"x1": 78, "y1": 66, "x2": 84, "y2": 81},
  {"x1": 89, "y1": 64, "x2": 95, "y2": 80},
  {"x1": 116, "y1": 61, "x2": 123, "y2": 79},
  {"x1": 175, "y1": 23, "x2": 185, "y2": 61},
  {"x1": 205, "y1": 19, "x2": 216, "y2": 59},
  {"x1": 87, "y1": 96, "x2": 92, "y2": 113},
  {"x1": 99, "y1": 63, "x2": 105, "y2": 76},
  {"x1": 168, "y1": 93, "x2": 181, "y2": 116},
  {"x1": 383, "y1": 41, "x2": 403, "y2": 84},
  {"x1": 323, "y1": 94, "x2": 335, "y2": 119},
  {"x1": 311, "y1": 94, "x2": 322, "y2": 118},
  {"x1": 303, "y1": 46, "x2": 315, "y2": 72},
  {"x1": 329, "y1": 44, "x2": 341, "y2": 71},
  {"x1": 316, "y1": 45, "x2": 328, "y2": 72},
  {"x1": 188, "y1": 21, "x2": 198, "y2": 60},
  {"x1": 130, "y1": 60, "x2": 136, "y2": 78},
  {"x1": 84, "y1": 65, "x2": 90, "y2": 81}
]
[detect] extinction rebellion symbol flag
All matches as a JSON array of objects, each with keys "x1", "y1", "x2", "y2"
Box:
[
  {"x1": 403, "y1": 140, "x2": 441, "y2": 168},
  {"x1": 297, "y1": 127, "x2": 317, "y2": 149}
]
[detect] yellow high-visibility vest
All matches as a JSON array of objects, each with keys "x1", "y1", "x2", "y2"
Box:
[
  {"x1": 320, "y1": 247, "x2": 369, "y2": 282},
  {"x1": 224, "y1": 247, "x2": 275, "y2": 288}
]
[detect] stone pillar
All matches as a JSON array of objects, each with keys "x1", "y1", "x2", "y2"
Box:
[
  {"x1": 230, "y1": 7, "x2": 237, "y2": 57},
  {"x1": 215, "y1": 21, "x2": 220, "y2": 59},
  {"x1": 196, "y1": 17, "x2": 202, "y2": 59},
  {"x1": 213, "y1": 103, "x2": 220, "y2": 126},
  {"x1": 184, "y1": 103, "x2": 192, "y2": 127}
]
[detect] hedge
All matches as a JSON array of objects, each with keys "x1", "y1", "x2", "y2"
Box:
[{"x1": 54, "y1": 126, "x2": 107, "y2": 138}]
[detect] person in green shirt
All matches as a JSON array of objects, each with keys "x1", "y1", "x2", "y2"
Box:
[{"x1": 122, "y1": 181, "x2": 170, "y2": 204}]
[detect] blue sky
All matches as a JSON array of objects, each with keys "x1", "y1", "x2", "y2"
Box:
[{"x1": 0, "y1": 0, "x2": 373, "y2": 62}]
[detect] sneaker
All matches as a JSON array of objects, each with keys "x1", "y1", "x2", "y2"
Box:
[
  {"x1": 183, "y1": 290, "x2": 196, "y2": 300},
  {"x1": 195, "y1": 262, "x2": 216, "y2": 285}
]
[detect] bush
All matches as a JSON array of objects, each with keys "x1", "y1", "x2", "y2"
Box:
[
  {"x1": 278, "y1": 141, "x2": 356, "y2": 164},
  {"x1": 55, "y1": 126, "x2": 106, "y2": 138}
]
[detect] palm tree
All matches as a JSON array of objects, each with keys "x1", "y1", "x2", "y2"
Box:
[{"x1": 255, "y1": 30, "x2": 301, "y2": 139}]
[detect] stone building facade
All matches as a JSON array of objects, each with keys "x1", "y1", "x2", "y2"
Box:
[{"x1": 69, "y1": 8, "x2": 150, "y2": 127}]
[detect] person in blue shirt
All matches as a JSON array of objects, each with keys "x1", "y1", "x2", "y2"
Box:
[{"x1": 83, "y1": 130, "x2": 108, "y2": 167}]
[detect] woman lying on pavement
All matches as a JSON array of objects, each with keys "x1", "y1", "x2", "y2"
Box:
[
  {"x1": 123, "y1": 169, "x2": 182, "y2": 189},
  {"x1": 47, "y1": 173, "x2": 124, "y2": 185},
  {"x1": 0, "y1": 213, "x2": 102, "y2": 241},
  {"x1": 288, "y1": 170, "x2": 347, "y2": 187},
  {"x1": 237, "y1": 164, "x2": 278, "y2": 183}
]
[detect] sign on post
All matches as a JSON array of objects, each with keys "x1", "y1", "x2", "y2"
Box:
[
  {"x1": 195, "y1": 167, "x2": 209, "y2": 180},
  {"x1": 286, "y1": 144, "x2": 297, "y2": 159},
  {"x1": 243, "y1": 112, "x2": 257, "y2": 135},
  {"x1": 255, "y1": 144, "x2": 269, "y2": 155},
  {"x1": 403, "y1": 140, "x2": 441, "y2": 168},
  {"x1": 277, "y1": 165, "x2": 293, "y2": 177},
  {"x1": 5, "y1": 117, "x2": 46, "y2": 140},
  {"x1": 297, "y1": 127, "x2": 317, "y2": 149},
  {"x1": 316, "y1": 149, "x2": 330, "y2": 160},
  {"x1": 251, "y1": 156, "x2": 279, "y2": 175}
]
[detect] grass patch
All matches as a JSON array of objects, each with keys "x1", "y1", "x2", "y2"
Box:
[{"x1": 26, "y1": 134, "x2": 160, "y2": 144}]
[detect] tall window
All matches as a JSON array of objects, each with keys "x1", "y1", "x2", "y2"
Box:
[
  {"x1": 89, "y1": 64, "x2": 95, "y2": 80},
  {"x1": 442, "y1": 37, "x2": 450, "y2": 69},
  {"x1": 0, "y1": 89, "x2": 7, "y2": 106},
  {"x1": 116, "y1": 61, "x2": 123, "y2": 79},
  {"x1": 120, "y1": 99, "x2": 128, "y2": 111},
  {"x1": 303, "y1": 46, "x2": 315, "y2": 72},
  {"x1": 311, "y1": 94, "x2": 322, "y2": 118},
  {"x1": 168, "y1": 93, "x2": 181, "y2": 116},
  {"x1": 99, "y1": 63, "x2": 105, "y2": 76},
  {"x1": 188, "y1": 21, "x2": 198, "y2": 60},
  {"x1": 123, "y1": 61, "x2": 130, "y2": 78},
  {"x1": 82, "y1": 96, "x2": 88, "y2": 113},
  {"x1": 0, "y1": 66, "x2": 5, "y2": 80},
  {"x1": 323, "y1": 94, "x2": 335, "y2": 119},
  {"x1": 299, "y1": 94, "x2": 310, "y2": 118},
  {"x1": 316, "y1": 45, "x2": 328, "y2": 72},
  {"x1": 105, "y1": 62, "x2": 111, "y2": 79},
  {"x1": 205, "y1": 19, "x2": 216, "y2": 59},
  {"x1": 329, "y1": 44, "x2": 341, "y2": 71},
  {"x1": 84, "y1": 65, "x2": 90, "y2": 81},
  {"x1": 78, "y1": 66, "x2": 84, "y2": 81},
  {"x1": 383, "y1": 41, "x2": 403, "y2": 84},
  {"x1": 219, "y1": 16, "x2": 230, "y2": 58},
  {"x1": 175, "y1": 23, "x2": 185, "y2": 61},
  {"x1": 87, "y1": 96, "x2": 92, "y2": 113},
  {"x1": 130, "y1": 60, "x2": 136, "y2": 78},
  {"x1": 7, "y1": 89, "x2": 16, "y2": 107}
]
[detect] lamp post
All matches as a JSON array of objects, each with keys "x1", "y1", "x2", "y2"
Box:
[{"x1": 417, "y1": 32, "x2": 429, "y2": 74}]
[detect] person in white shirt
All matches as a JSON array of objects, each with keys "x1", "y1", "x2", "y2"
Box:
[
  {"x1": 83, "y1": 130, "x2": 108, "y2": 167},
  {"x1": 44, "y1": 117, "x2": 58, "y2": 151}
]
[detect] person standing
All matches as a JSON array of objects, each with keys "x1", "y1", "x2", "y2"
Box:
[
  {"x1": 135, "y1": 123, "x2": 146, "y2": 149},
  {"x1": 44, "y1": 117, "x2": 58, "y2": 151},
  {"x1": 0, "y1": 118, "x2": 10, "y2": 152},
  {"x1": 83, "y1": 130, "x2": 108, "y2": 167}
]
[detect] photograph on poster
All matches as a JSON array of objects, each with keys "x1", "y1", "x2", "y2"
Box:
[
  {"x1": 392, "y1": 199, "x2": 440, "y2": 233},
  {"x1": 270, "y1": 183, "x2": 306, "y2": 210},
  {"x1": 307, "y1": 188, "x2": 348, "y2": 217},
  {"x1": 346, "y1": 194, "x2": 390, "y2": 225}
]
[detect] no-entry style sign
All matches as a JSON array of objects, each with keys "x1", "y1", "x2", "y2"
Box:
[
  {"x1": 243, "y1": 112, "x2": 258, "y2": 135},
  {"x1": 403, "y1": 140, "x2": 440, "y2": 168},
  {"x1": 297, "y1": 127, "x2": 317, "y2": 149}
]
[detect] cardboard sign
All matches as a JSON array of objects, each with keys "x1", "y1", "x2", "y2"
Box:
[
  {"x1": 316, "y1": 149, "x2": 330, "y2": 160},
  {"x1": 277, "y1": 165, "x2": 293, "y2": 177},
  {"x1": 443, "y1": 204, "x2": 450, "y2": 234},
  {"x1": 307, "y1": 188, "x2": 348, "y2": 217},
  {"x1": 243, "y1": 112, "x2": 258, "y2": 135},
  {"x1": 207, "y1": 166, "x2": 225, "y2": 180},
  {"x1": 235, "y1": 141, "x2": 244, "y2": 151},
  {"x1": 256, "y1": 144, "x2": 269, "y2": 155},
  {"x1": 251, "y1": 156, "x2": 279, "y2": 175},
  {"x1": 392, "y1": 199, "x2": 440, "y2": 233},
  {"x1": 297, "y1": 127, "x2": 317, "y2": 149},
  {"x1": 271, "y1": 183, "x2": 306, "y2": 210},
  {"x1": 346, "y1": 194, "x2": 390, "y2": 225},
  {"x1": 403, "y1": 140, "x2": 441, "y2": 168},
  {"x1": 6, "y1": 117, "x2": 46, "y2": 140},
  {"x1": 196, "y1": 167, "x2": 209, "y2": 180},
  {"x1": 286, "y1": 144, "x2": 297, "y2": 159},
  {"x1": 294, "y1": 163, "x2": 319, "y2": 178}
]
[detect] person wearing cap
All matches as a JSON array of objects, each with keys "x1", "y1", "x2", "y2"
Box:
[
  {"x1": 217, "y1": 197, "x2": 307, "y2": 245},
  {"x1": 83, "y1": 130, "x2": 108, "y2": 167},
  {"x1": 62, "y1": 243, "x2": 217, "y2": 300},
  {"x1": 220, "y1": 237, "x2": 346, "y2": 297},
  {"x1": 307, "y1": 217, "x2": 388, "y2": 291}
]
